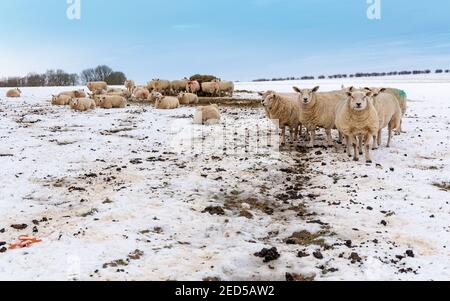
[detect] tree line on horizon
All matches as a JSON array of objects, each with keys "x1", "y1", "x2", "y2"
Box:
[
  {"x1": 253, "y1": 68, "x2": 450, "y2": 82},
  {"x1": 0, "y1": 65, "x2": 127, "y2": 87}
]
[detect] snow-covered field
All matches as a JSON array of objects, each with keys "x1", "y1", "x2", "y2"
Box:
[{"x1": 0, "y1": 76, "x2": 449, "y2": 281}]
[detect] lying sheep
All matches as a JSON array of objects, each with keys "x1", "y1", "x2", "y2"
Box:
[
  {"x1": 148, "y1": 79, "x2": 171, "y2": 93},
  {"x1": 219, "y1": 81, "x2": 235, "y2": 97},
  {"x1": 365, "y1": 88, "x2": 401, "y2": 148},
  {"x1": 106, "y1": 90, "x2": 132, "y2": 99},
  {"x1": 186, "y1": 80, "x2": 201, "y2": 94},
  {"x1": 59, "y1": 89, "x2": 86, "y2": 98},
  {"x1": 335, "y1": 89, "x2": 379, "y2": 163},
  {"x1": 171, "y1": 79, "x2": 189, "y2": 94},
  {"x1": 193, "y1": 104, "x2": 221, "y2": 125},
  {"x1": 6, "y1": 88, "x2": 21, "y2": 98},
  {"x1": 51, "y1": 94, "x2": 72, "y2": 106},
  {"x1": 97, "y1": 95, "x2": 127, "y2": 109},
  {"x1": 70, "y1": 98, "x2": 96, "y2": 111},
  {"x1": 133, "y1": 87, "x2": 150, "y2": 101},
  {"x1": 153, "y1": 92, "x2": 180, "y2": 109},
  {"x1": 87, "y1": 81, "x2": 107, "y2": 92},
  {"x1": 293, "y1": 86, "x2": 345, "y2": 147},
  {"x1": 178, "y1": 92, "x2": 199, "y2": 105},
  {"x1": 124, "y1": 80, "x2": 136, "y2": 92},
  {"x1": 201, "y1": 82, "x2": 220, "y2": 96},
  {"x1": 260, "y1": 91, "x2": 301, "y2": 145}
]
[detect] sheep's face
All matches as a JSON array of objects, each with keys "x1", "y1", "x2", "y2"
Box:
[
  {"x1": 364, "y1": 87, "x2": 385, "y2": 97},
  {"x1": 70, "y1": 99, "x2": 78, "y2": 106},
  {"x1": 293, "y1": 86, "x2": 319, "y2": 105},
  {"x1": 261, "y1": 93, "x2": 277, "y2": 109},
  {"x1": 347, "y1": 91, "x2": 372, "y2": 111}
]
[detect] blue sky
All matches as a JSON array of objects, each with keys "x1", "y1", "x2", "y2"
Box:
[{"x1": 1, "y1": 0, "x2": 450, "y2": 82}]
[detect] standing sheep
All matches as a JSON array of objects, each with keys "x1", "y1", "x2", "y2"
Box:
[
  {"x1": 124, "y1": 80, "x2": 136, "y2": 92},
  {"x1": 293, "y1": 86, "x2": 345, "y2": 147},
  {"x1": 6, "y1": 88, "x2": 21, "y2": 98},
  {"x1": 186, "y1": 80, "x2": 201, "y2": 94},
  {"x1": 87, "y1": 81, "x2": 108, "y2": 92},
  {"x1": 153, "y1": 92, "x2": 180, "y2": 110},
  {"x1": 97, "y1": 95, "x2": 127, "y2": 109},
  {"x1": 218, "y1": 81, "x2": 235, "y2": 97},
  {"x1": 201, "y1": 82, "x2": 220, "y2": 97},
  {"x1": 193, "y1": 104, "x2": 221, "y2": 125},
  {"x1": 335, "y1": 89, "x2": 379, "y2": 163},
  {"x1": 147, "y1": 79, "x2": 171, "y2": 94},
  {"x1": 260, "y1": 91, "x2": 301, "y2": 145},
  {"x1": 70, "y1": 98, "x2": 96, "y2": 112},
  {"x1": 381, "y1": 88, "x2": 407, "y2": 133},
  {"x1": 364, "y1": 88, "x2": 401, "y2": 148},
  {"x1": 177, "y1": 92, "x2": 199, "y2": 105},
  {"x1": 171, "y1": 79, "x2": 189, "y2": 94}
]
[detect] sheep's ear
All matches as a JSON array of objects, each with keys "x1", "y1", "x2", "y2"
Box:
[
  {"x1": 258, "y1": 92, "x2": 264, "y2": 96},
  {"x1": 348, "y1": 86, "x2": 355, "y2": 92},
  {"x1": 363, "y1": 87, "x2": 371, "y2": 91},
  {"x1": 312, "y1": 86, "x2": 320, "y2": 93},
  {"x1": 366, "y1": 91, "x2": 373, "y2": 97},
  {"x1": 346, "y1": 92, "x2": 353, "y2": 97},
  {"x1": 293, "y1": 86, "x2": 301, "y2": 93},
  {"x1": 380, "y1": 88, "x2": 386, "y2": 92}
]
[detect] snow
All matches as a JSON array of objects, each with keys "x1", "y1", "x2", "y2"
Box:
[{"x1": 0, "y1": 76, "x2": 449, "y2": 281}]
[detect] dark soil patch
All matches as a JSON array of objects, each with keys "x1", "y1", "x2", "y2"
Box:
[{"x1": 254, "y1": 247, "x2": 281, "y2": 263}]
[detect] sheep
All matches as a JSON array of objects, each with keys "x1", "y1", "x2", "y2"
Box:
[
  {"x1": 106, "y1": 89, "x2": 132, "y2": 99},
  {"x1": 153, "y1": 92, "x2": 180, "y2": 109},
  {"x1": 147, "y1": 79, "x2": 171, "y2": 93},
  {"x1": 193, "y1": 104, "x2": 221, "y2": 125},
  {"x1": 364, "y1": 88, "x2": 401, "y2": 149},
  {"x1": 124, "y1": 80, "x2": 136, "y2": 92},
  {"x1": 218, "y1": 81, "x2": 235, "y2": 97},
  {"x1": 259, "y1": 91, "x2": 301, "y2": 145},
  {"x1": 335, "y1": 89, "x2": 379, "y2": 163},
  {"x1": 171, "y1": 79, "x2": 189, "y2": 94},
  {"x1": 87, "y1": 81, "x2": 108, "y2": 92},
  {"x1": 178, "y1": 92, "x2": 199, "y2": 105},
  {"x1": 70, "y1": 98, "x2": 96, "y2": 111},
  {"x1": 51, "y1": 94, "x2": 72, "y2": 106},
  {"x1": 96, "y1": 95, "x2": 127, "y2": 109},
  {"x1": 201, "y1": 82, "x2": 220, "y2": 96},
  {"x1": 58, "y1": 89, "x2": 86, "y2": 98},
  {"x1": 376, "y1": 88, "x2": 407, "y2": 133},
  {"x1": 292, "y1": 86, "x2": 345, "y2": 147},
  {"x1": 6, "y1": 88, "x2": 21, "y2": 98},
  {"x1": 133, "y1": 87, "x2": 150, "y2": 101},
  {"x1": 186, "y1": 80, "x2": 201, "y2": 94}
]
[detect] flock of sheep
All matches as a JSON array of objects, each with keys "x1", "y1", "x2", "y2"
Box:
[
  {"x1": 3, "y1": 81, "x2": 407, "y2": 163},
  {"x1": 260, "y1": 86, "x2": 407, "y2": 163}
]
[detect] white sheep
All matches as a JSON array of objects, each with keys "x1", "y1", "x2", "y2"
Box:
[
  {"x1": 70, "y1": 98, "x2": 96, "y2": 111},
  {"x1": 132, "y1": 87, "x2": 150, "y2": 101},
  {"x1": 193, "y1": 104, "x2": 221, "y2": 125},
  {"x1": 6, "y1": 88, "x2": 21, "y2": 98},
  {"x1": 335, "y1": 89, "x2": 379, "y2": 163},
  {"x1": 201, "y1": 82, "x2": 220, "y2": 96},
  {"x1": 153, "y1": 92, "x2": 180, "y2": 109},
  {"x1": 51, "y1": 94, "x2": 72, "y2": 106},
  {"x1": 171, "y1": 79, "x2": 189, "y2": 94},
  {"x1": 58, "y1": 89, "x2": 86, "y2": 98},
  {"x1": 124, "y1": 80, "x2": 136, "y2": 92},
  {"x1": 260, "y1": 91, "x2": 301, "y2": 145},
  {"x1": 97, "y1": 95, "x2": 127, "y2": 109},
  {"x1": 364, "y1": 88, "x2": 401, "y2": 148},
  {"x1": 293, "y1": 86, "x2": 345, "y2": 147},
  {"x1": 148, "y1": 79, "x2": 171, "y2": 93},
  {"x1": 219, "y1": 81, "x2": 235, "y2": 97},
  {"x1": 178, "y1": 92, "x2": 199, "y2": 105},
  {"x1": 186, "y1": 80, "x2": 201, "y2": 94},
  {"x1": 87, "y1": 81, "x2": 108, "y2": 92}
]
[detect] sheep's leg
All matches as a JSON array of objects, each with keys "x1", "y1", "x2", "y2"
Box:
[
  {"x1": 325, "y1": 129, "x2": 334, "y2": 147},
  {"x1": 387, "y1": 124, "x2": 393, "y2": 148},
  {"x1": 353, "y1": 137, "x2": 359, "y2": 161},
  {"x1": 338, "y1": 132, "x2": 343, "y2": 145},
  {"x1": 294, "y1": 125, "x2": 299, "y2": 141},
  {"x1": 358, "y1": 136, "x2": 363, "y2": 155},
  {"x1": 280, "y1": 126, "x2": 286, "y2": 145},
  {"x1": 346, "y1": 135, "x2": 353, "y2": 157},
  {"x1": 364, "y1": 135, "x2": 373, "y2": 163},
  {"x1": 289, "y1": 126, "x2": 295, "y2": 142},
  {"x1": 308, "y1": 129, "x2": 316, "y2": 148}
]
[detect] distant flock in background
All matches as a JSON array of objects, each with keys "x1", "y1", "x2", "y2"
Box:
[{"x1": 3, "y1": 79, "x2": 407, "y2": 163}]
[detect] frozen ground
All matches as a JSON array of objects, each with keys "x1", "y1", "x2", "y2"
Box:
[{"x1": 0, "y1": 76, "x2": 449, "y2": 281}]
